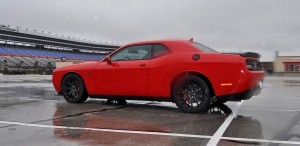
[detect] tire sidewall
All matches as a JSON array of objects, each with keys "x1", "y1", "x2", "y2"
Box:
[
  {"x1": 172, "y1": 75, "x2": 210, "y2": 113},
  {"x1": 62, "y1": 74, "x2": 86, "y2": 103}
]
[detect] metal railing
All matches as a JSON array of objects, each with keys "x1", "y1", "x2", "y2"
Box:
[{"x1": 0, "y1": 64, "x2": 55, "y2": 75}]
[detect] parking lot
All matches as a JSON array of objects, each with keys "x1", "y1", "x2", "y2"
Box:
[{"x1": 0, "y1": 75, "x2": 299, "y2": 145}]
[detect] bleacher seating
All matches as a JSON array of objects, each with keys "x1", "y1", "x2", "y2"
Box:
[
  {"x1": 0, "y1": 46, "x2": 106, "y2": 68},
  {"x1": 0, "y1": 26, "x2": 118, "y2": 75},
  {"x1": 0, "y1": 46, "x2": 104, "y2": 61}
]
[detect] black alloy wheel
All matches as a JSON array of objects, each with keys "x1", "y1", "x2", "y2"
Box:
[
  {"x1": 173, "y1": 75, "x2": 210, "y2": 113},
  {"x1": 61, "y1": 74, "x2": 88, "y2": 103}
]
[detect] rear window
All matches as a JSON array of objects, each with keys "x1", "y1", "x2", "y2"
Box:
[
  {"x1": 153, "y1": 44, "x2": 170, "y2": 58},
  {"x1": 190, "y1": 42, "x2": 218, "y2": 53}
]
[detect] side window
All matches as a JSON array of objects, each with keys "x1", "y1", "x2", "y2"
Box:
[
  {"x1": 111, "y1": 45, "x2": 151, "y2": 61},
  {"x1": 153, "y1": 44, "x2": 170, "y2": 58}
]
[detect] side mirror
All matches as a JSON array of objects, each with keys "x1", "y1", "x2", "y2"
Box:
[{"x1": 103, "y1": 56, "x2": 111, "y2": 64}]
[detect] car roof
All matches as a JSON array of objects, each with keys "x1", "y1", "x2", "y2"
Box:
[
  {"x1": 111, "y1": 39, "x2": 206, "y2": 54},
  {"x1": 124, "y1": 39, "x2": 189, "y2": 46}
]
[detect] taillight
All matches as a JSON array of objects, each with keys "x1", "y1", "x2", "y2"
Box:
[{"x1": 246, "y1": 59, "x2": 261, "y2": 71}]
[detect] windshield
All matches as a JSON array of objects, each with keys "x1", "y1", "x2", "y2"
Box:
[{"x1": 190, "y1": 42, "x2": 218, "y2": 53}]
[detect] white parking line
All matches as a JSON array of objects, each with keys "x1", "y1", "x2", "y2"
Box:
[
  {"x1": 241, "y1": 107, "x2": 300, "y2": 112},
  {"x1": 0, "y1": 120, "x2": 300, "y2": 145},
  {"x1": 0, "y1": 120, "x2": 211, "y2": 139},
  {"x1": 221, "y1": 137, "x2": 300, "y2": 145},
  {"x1": 207, "y1": 101, "x2": 243, "y2": 146},
  {"x1": 18, "y1": 98, "x2": 57, "y2": 102},
  {"x1": 256, "y1": 96, "x2": 300, "y2": 99},
  {"x1": 266, "y1": 83, "x2": 300, "y2": 85}
]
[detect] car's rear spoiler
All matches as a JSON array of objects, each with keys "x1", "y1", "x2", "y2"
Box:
[{"x1": 222, "y1": 52, "x2": 261, "y2": 59}]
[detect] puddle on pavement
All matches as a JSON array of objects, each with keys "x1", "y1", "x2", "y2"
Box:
[
  {"x1": 0, "y1": 86, "x2": 58, "y2": 100},
  {"x1": 284, "y1": 80, "x2": 300, "y2": 86},
  {"x1": 49, "y1": 102, "x2": 262, "y2": 146}
]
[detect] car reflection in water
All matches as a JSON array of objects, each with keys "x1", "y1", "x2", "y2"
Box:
[
  {"x1": 207, "y1": 103, "x2": 232, "y2": 115},
  {"x1": 52, "y1": 101, "x2": 262, "y2": 145}
]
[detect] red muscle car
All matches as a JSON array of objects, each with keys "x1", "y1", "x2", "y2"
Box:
[{"x1": 52, "y1": 39, "x2": 265, "y2": 113}]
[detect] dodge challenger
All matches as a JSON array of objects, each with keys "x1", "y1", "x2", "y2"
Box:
[{"x1": 52, "y1": 39, "x2": 265, "y2": 113}]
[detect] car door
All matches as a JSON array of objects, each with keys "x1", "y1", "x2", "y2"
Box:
[
  {"x1": 147, "y1": 44, "x2": 173, "y2": 97},
  {"x1": 94, "y1": 44, "x2": 151, "y2": 96}
]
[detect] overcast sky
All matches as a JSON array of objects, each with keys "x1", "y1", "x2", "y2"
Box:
[{"x1": 1, "y1": 0, "x2": 300, "y2": 61}]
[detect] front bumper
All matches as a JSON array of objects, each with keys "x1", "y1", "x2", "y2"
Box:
[{"x1": 52, "y1": 71, "x2": 63, "y2": 95}]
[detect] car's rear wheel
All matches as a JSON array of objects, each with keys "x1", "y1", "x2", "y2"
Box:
[
  {"x1": 172, "y1": 75, "x2": 210, "y2": 113},
  {"x1": 61, "y1": 74, "x2": 88, "y2": 103}
]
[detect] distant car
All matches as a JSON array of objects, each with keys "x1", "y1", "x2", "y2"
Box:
[{"x1": 52, "y1": 39, "x2": 265, "y2": 113}]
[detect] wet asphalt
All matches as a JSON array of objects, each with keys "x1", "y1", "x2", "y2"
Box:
[{"x1": 0, "y1": 75, "x2": 299, "y2": 146}]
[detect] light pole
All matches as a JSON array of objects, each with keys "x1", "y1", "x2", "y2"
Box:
[{"x1": 16, "y1": 26, "x2": 21, "y2": 32}]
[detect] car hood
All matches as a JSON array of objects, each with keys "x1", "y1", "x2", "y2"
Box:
[{"x1": 54, "y1": 61, "x2": 99, "y2": 72}]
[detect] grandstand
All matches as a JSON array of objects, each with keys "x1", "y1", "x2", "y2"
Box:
[{"x1": 0, "y1": 24, "x2": 120, "y2": 74}]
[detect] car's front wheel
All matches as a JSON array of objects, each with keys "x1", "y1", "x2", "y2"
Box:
[
  {"x1": 61, "y1": 74, "x2": 88, "y2": 103},
  {"x1": 172, "y1": 75, "x2": 210, "y2": 113}
]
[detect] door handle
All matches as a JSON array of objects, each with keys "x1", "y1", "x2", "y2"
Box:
[{"x1": 140, "y1": 64, "x2": 147, "y2": 67}]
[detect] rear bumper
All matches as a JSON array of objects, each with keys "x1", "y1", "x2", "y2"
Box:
[
  {"x1": 216, "y1": 82, "x2": 263, "y2": 102},
  {"x1": 239, "y1": 70, "x2": 265, "y2": 92}
]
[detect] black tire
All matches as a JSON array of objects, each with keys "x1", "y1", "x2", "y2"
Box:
[
  {"x1": 172, "y1": 75, "x2": 210, "y2": 113},
  {"x1": 61, "y1": 74, "x2": 88, "y2": 103},
  {"x1": 117, "y1": 99, "x2": 127, "y2": 105},
  {"x1": 107, "y1": 99, "x2": 127, "y2": 105},
  {"x1": 215, "y1": 100, "x2": 228, "y2": 104}
]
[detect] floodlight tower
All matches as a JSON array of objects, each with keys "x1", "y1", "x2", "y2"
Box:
[{"x1": 16, "y1": 26, "x2": 21, "y2": 32}]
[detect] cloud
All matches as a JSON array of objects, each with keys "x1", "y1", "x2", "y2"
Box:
[{"x1": 0, "y1": 0, "x2": 300, "y2": 61}]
